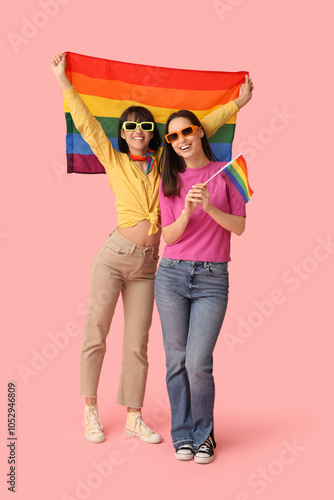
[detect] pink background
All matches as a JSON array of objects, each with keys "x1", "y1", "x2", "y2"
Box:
[{"x1": 1, "y1": 0, "x2": 333, "y2": 498}]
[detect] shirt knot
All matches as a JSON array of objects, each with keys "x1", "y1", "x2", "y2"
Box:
[{"x1": 147, "y1": 208, "x2": 160, "y2": 235}]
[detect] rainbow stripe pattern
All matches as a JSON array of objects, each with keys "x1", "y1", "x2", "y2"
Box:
[
  {"x1": 222, "y1": 154, "x2": 253, "y2": 203},
  {"x1": 64, "y1": 52, "x2": 248, "y2": 173}
]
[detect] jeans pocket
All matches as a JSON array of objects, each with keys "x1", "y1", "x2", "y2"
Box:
[
  {"x1": 106, "y1": 241, "x2": 129, "y2": 256},
  {"x1": 159, "y1": 257, "x2": 177, "y2": 268},
  {"x1": 207, "y1": 262, "x2": 228, "y2": 277}
]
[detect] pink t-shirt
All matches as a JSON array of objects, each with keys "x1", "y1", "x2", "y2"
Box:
[{"x1": 159, "y1": 161, "x2": 246, "y2": 262}]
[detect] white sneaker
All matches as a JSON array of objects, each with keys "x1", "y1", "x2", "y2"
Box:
[
  {"x1": 175, "y1": 444, "x2": 194, "y2": 461},
  {"x1": 124, "y1": 411, "x2": 162, "y2": 444},
  {"x1": 83, "y1": 404, "x2": 105, "y2": 443}
]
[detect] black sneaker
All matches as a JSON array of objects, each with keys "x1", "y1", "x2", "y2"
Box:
[
  {"x1": 194, "y1": 435, "x2": 214, "y2": 464},
  {"x1": 175, "y1": 444, "x2": 194, "y2": 461}
]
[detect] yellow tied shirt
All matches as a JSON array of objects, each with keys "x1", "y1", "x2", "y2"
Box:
[{"x1": 62, "y1": 86, "x2": 239, "y2": 235}]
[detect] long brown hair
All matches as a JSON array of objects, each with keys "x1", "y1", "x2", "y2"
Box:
[{"x1": 159, "y1": 110, "x2": 216, "y2": 197}]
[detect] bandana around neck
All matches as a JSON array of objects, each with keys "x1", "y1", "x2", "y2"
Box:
[{"x1": 128, "y1": 149, "x2": 155, "y2": 175}]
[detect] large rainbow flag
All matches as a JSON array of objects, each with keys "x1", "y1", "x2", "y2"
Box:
[{"x1": 64, "y1": 52, "x2": 248, "y2": 174}]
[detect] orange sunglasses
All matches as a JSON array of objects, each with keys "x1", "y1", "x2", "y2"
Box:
[{"x1": 165, "y1": 125, "x2": 200, "y2": 143}]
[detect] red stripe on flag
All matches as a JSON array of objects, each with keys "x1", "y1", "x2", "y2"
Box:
[{"x1": 66, "y1": 52, "x2": 248, "y2": 91}]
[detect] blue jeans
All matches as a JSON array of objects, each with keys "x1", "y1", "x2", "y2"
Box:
[{"x1": 154, "y1": 259, "x2": 229, "y2": 450}]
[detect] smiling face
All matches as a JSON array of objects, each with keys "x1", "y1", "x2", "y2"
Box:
[
  {"x1": 167, "y1": 117, "x2": 204, "y2": 161},
  {"x1": 120, "y1": 113, "x2": 154, "y2": 155}
]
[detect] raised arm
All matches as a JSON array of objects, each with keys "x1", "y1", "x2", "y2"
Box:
[
  {"x1": 51, "y1": 53, "x2": 115, "y2": 170},
  {"x1": 200, "y1": 75, "x2": 254, "y2": 138}
]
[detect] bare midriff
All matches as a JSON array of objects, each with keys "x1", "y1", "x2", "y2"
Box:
[{"x1": 117, "y1": 220, "x2": 161, "y2": 247}]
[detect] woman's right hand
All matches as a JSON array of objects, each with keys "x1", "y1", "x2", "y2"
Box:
[
  {"x1": 184, "y1": 190, "x2": 200, "y2": 215},
  {"x1": 162, "y1": 189, "x2": 198, "y2": 245},
  {"x1": 51, "y1": 53, "x2": 67, "y2": 75},
  {"x1": 50, "y1": 53, "x2": 72, "y2": 91}
]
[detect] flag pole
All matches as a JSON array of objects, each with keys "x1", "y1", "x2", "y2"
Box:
[{"x1": 204, "y1": 153, "x2": 242, "y2": 185}]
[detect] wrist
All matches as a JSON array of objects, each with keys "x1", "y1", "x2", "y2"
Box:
[
  {"x1": 56, "y1": 72, "x2": 71, "y2": 90},
  {"x1": 236, "y1": 92, "x2": 252, "y2": 109},
  {"x1": 181, "y1": 209, "x2": 191, "y2": 218},
  {"x1": 204, "y1": 203, "x2": 214, "y2": 215}
]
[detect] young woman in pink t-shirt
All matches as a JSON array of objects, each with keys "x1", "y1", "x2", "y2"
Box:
[{"x1": 154, "y1": 110, "x2": 247, "y2": 464}]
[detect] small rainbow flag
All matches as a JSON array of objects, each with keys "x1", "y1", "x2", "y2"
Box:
[
  {"x1": 64, "y1": 52, "x2": 248, "y2": 174},
  {"x1": 204, "y1": 154, "x2": 253, "y2": 203}
]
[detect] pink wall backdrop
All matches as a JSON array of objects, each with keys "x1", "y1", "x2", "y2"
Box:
[{"x1": 1, "y1": 0, "x2": 333, "y2": 498}]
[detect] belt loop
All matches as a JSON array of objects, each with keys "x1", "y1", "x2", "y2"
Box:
[{"x1": 129, "y1": 244, "x2": 136, "y2": 255}]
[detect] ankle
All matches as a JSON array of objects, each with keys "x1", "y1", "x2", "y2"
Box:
[{"x1": 86, "y1": 397, "x2": 97, "y2": 406}]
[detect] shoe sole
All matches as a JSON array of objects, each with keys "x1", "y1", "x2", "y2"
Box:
[
  {"x1": 84, "y1": 433, "x2": 105, "y2": 443},
  {"x1": 175, "y1": 452, "x2": 194, "y2": 461},
  {"x1": 124, "y1": 428, "x2": 162, "y2": 444},
  {"x1": 194, "y1": 455, "x2": 214, "y2": 464}
]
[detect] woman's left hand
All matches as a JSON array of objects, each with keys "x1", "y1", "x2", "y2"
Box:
[
  {"x1": 234, "y1": 75, "x2": 254, "y2": 108},
  {"x1": 240, "y1": 75, "x2": 254, "y2": 97},
  {"x1": 189, "y1": 184, "x2": 212, "y2": 213}
]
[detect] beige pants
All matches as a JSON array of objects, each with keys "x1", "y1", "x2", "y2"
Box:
[{"x1": 80, "y1": 229, "x2": 159, "y2": 407}]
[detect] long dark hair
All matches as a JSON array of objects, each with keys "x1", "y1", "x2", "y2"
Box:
[
  {"x1": 118, "y1": 106, "x2": 162, "y2": 153},
  {"x1": 159, "y1": 110, "x2": 216, "y2": 197}
]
